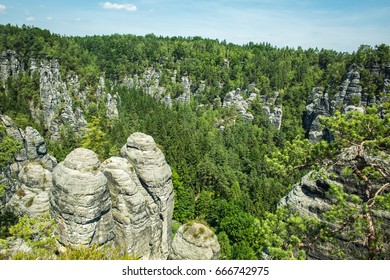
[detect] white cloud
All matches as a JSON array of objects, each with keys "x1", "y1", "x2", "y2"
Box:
[
  {"x1": 0, "y1": 4, "x2": 6, "y2": 13},
  {"x1": 101, "y1": 2, "x2": 137, "y2": 12},
  {"x1": 46, "y1": 16, "x2": 53, "y2": 20},
  {"x1": 26, "y1": 16, "x2": 35, "y2": 22}
]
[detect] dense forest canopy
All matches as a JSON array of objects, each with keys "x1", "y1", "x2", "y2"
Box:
[{"x1": 0, "y1": 24, "x2": 389, "y2": 260}]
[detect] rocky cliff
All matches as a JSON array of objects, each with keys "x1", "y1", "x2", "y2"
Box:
[
  {"x1": 222, "y1": 86, "x2": 283, "y2": 128},
  {"x1": 1, "y1": 114, "x2": 177, "y2": 259},
  {"x1": 48, "y1": 133, "x2": 174, "y2": 259},
  {"x1": 280, "y1": 146, "x2": 390, "y2": 259},
  {"x1": 33, "y1": 57, "x2": 88, "y2": 139},
  {"x1": 0, "y1": 50, "x2": 23, "y2": 81},
  {"x1": 0, "y1": 114, "x2": 57, "y2": 217},
  {"x1": 0, "y1": 50, "x2": 121, "y2": 140},
  {"x1": 304, "y1": 64, "x2": 389, "y2": 143}
]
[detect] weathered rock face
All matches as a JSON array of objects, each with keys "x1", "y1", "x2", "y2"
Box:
[
  {"x1": 223, "y1": 88, "x2": 254, "y2": 121},
  {"x1": 330, "y1": 65, "x2": 363, "y2": 114},
  {"x1": 0, "y1": 50, "x2": 23, "y2": 81},
  {"x1": 1, "y1": 114, "x2": 57, "y2": 211},
  {"x1": 170, "y1": 222, "x2": 220, "y2": 260},
  {"x1": 35, "y1": 58, "x2": 88, "y2": 139},
  {"x1": 280, "y1": 146, "x2": 390, "y2": 259},
  {"x1": 49, "y1": 148, "x2": 115, "y2": 246},
  {"x1": 120, "y1": 132, "x2": 174, "y2": 259},
  {"x1": 304, "y1": 64, "x2": 389, "y2": 143},
  {"x1": 101, "y1": 156, "x2": 167, "y2": 259},
  {"x1": 7, "y1": 162, "x2": 53, "y2": 218},
  {"x1": 2, "y1": 114, "x2": 175, "y2": 258},
  {"x1": 122, "y1": 67, "x2": 194, "y2": 106},
  {"x1": 45, "y1": 132, "x2": 174, "y2": 259},
  {"x1": 304, "y1": 66, "x2": 365, "y2": 143},
  {"x1": 106, "y1": 93, "x2": 119, "y2": 119},
  {"x1": 264, "y1": 105, "x2": 283, "y2": 130},
  {"x1": 0, "y1": 115, "x2": 57, "y2": 171},
  {"x1": 303, "y1": 88, "x2": 331, "y2": 143},
  {"x1": 177, "y1": 76, "x2": 192, "y2": 104}
]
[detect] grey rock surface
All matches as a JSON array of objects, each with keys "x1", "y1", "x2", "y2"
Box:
[
  {"x1": 43, "y1": 132, "x2": 175, "y2": 259},
  {"x1": 0, "y1": 50, "x2": 22, "y2": 81},
  {"x1": 223, "y1": 88, "x2": 255, "y2": 121},
  {"x1": 106, "y1": 93, "x2": 120, "y2": 119},
  {"x1": 170, "y1": 222, "x2": 220, "y2": 260},
  {"x1": 49, "y1": 148, "x2": 115, "y2": 246},
  {"x1": 36, "y1": 58, "x2": 88, "y2": 139},
  {"x1": 101, "y1": 156, "x2": 166, "y2": 259},
  {"x1": 280, "y1": 146, "x2": 390, "y2": 259},
  {"x1": 121, "y1": 132, "x2": 174, "y2": 259},
  {"x1": 302, "y1": 64, "x2": 390, "y2": 143},
  {"x1": 303, "y1": 88, "x2": 331, "y2": 143},
  {"x1": 1, "y1": 114, "x2": 57, "y2": 210},
  {"x1": 7, "y1": 162, "x2": 53, "y2": 217}
]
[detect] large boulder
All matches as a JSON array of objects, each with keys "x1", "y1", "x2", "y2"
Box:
[
  {"x1": 170, "y1": 222, "x2": 220, "y2": 260},
  {"x1": 49, "y1": 148, "x2": 115, "y2": 246}
]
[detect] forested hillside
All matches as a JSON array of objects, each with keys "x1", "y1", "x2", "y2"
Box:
[{"x1": 0, "y1": 24, "x2": 389, "y2": 260}]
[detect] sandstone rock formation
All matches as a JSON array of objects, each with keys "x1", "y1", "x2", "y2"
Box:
[
  {"x1": 122, "y1": 67, "x2": 195, "y2": 106},
  {"x1": 101, "y1": 156, "x2": 168, "y2": 259},
  {"x1": 120, "y1": 132, "x2": 174, "y2": 259},
  {"x1": 280, "y1": 146, "x2": 390, "y2": 259},
  {"x1": 0, "y1": 115, "x2": 57, "y2": 170},
  {"x1": 2, "y1": 111, "x2": 175, "y2": 259},
  {"x1": 106, "y1": 93, "x2": 119, "y2": 119},
  {"x1": 6, "y1": 162, "x2": 53, "y2": 218},
  {"x1": 303, "y1": 65, "x2": 389, "y2": 143},
  {"x1": 0, "y1": 50, "x2": 23, "y2": 81},
  {"x1": 303, "y1": 88, "x2": 331, "y2": 143},
  {"x1": 1, "y1": 114, "x2": 57, "y2": 212},
  {"x1": 45, "y1": 132, "x2": 174, "y2": 259},
  {"x1": 34, "y1": 57, "x2": 88, "y2": 139},
  {"x1": 49, "y1": 148, "x2": 115, "y2": 246},
  {"x1": 223, "y1": 88, "x2": 254, "y2": 121},
  {"x1": 170, "y1": 222, "x2": 220, "y2": 260},
  {"x1": 176, "y1": 76, "x2": 192, "y2": 104}
]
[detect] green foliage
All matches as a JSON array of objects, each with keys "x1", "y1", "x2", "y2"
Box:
[
  {"x1": 3, "y1": 213, "x2": 58, "y2": 260},
  {"x1": 1, "y1": 24, "x2": 389, "y2": 260},
  {"x1": 0, "y1": 210, "x2": 19, "y2": 239},
  {"x1": 232, "y1": 241, "x2": 258, "y2": 260},
  {"x1": 0, "y1": 125, "x2": 22, "y2": 169},
  {"x1": 0, "y1": 182, "x2": 5, "y2": 198},
  {"x1": 172, "y1": 171, "x2": 195, "y2": 223},
  {"x1": 217, "y1": 231, "x2": 232, "y2": 260},
  {"x1": 313, "y1": 108, "x2": 390, "y2": 259},
  {"x1": 57, "y1": 244, "x2": 138, "y2": 260},
  {"x1": 321, "y1": 105, "x2": 389, "y2": 152},
  {"x1": 47, "y1": 124, "x2": 80, "y2": 162},
  {"x1": 195, "y1": 190, "x2": 213, "y2": 219},
  {"x1": 81, "y1": 116, "x2": 109, "y2": 160},
  {"x1": 171, "y1": 220, "x2": 182, "y2": 239},
  {"x1": 219, "y1": 211, "x2": 255, "y2": 243},
  {"x1": 255, "y1": 207, "x2": 318, "y2": 260}
]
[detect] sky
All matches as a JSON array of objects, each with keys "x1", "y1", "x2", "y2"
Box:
[{"x1": 0, "y1": 0, "x2": 389, "y2": 52}]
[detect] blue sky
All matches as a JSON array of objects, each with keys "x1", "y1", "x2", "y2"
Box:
[{"x1": 0, "y1": 0, "x2": 389, "y2": 52}]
